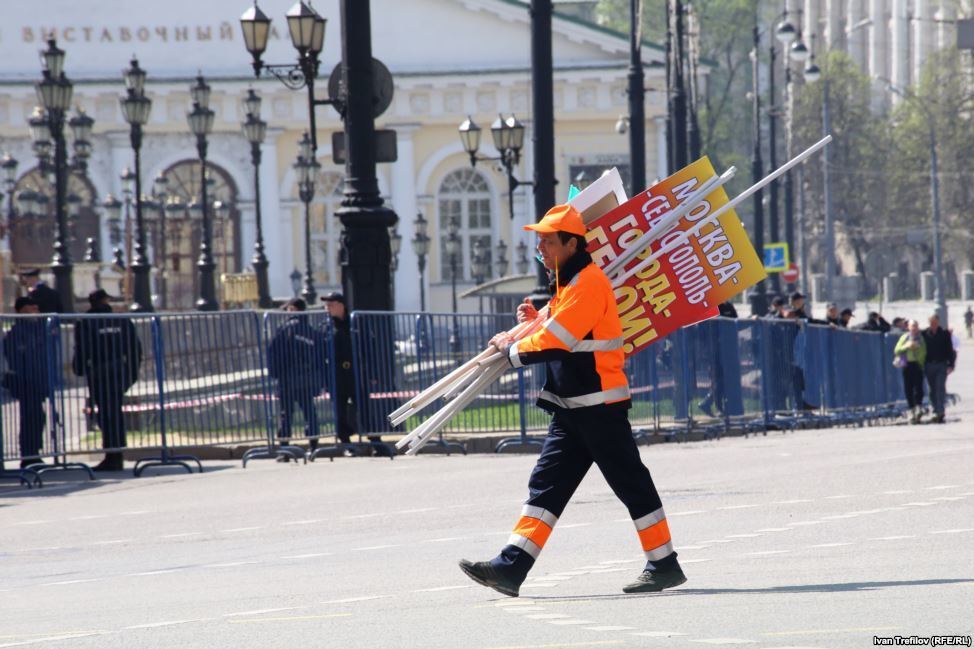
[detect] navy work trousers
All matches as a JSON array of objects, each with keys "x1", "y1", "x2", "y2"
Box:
[{"x1": 491, "y1": 404, "x2": 676, "y2": 582}]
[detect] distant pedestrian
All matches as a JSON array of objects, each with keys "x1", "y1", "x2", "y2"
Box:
[
  {"x1": 19, "y1": 268, "x2": 64, "y2": 314},
  {"x1": 321, "y1": 292, "x2": 357, "y2": 448},
  {"x1": 964, "y1": 306, "x2": 973, "y2": 339},
  {"x1": 825, "y1": 303, "x2": 841, "y2": 327},
  {"x1": 267, "y1": 298, "x2": 329, "y2": 451},
  {"x1": 891, "y1": 317, "x2": 907, "y2": 333},
  {"x1": 921, "y1": 313, "x2": 955, "y2": 424},
  {"x1": 717, "y1": 301, "x2": 738, "y2": 319},
  {"x1": 894, "y1": 320, "x2": 926, "y2": 424},
  {"x1": 764, "y1": 296, "x2": 785, "y2": 319},
  {"x1": 857, "y1": 311, "x2": 891, "y2": 333},
  {"x1": 789, "y1": 291, "x2": 809, "y2": 320},
  {"x1": 839, "y1": 308, "x2": 854, "y2": 328},
  {"x1": 2, "y1": 297, "x2": 49, "y2": 468},
  {"x1": 72, "y1": 289, "x2": 142, "y2": 472}
]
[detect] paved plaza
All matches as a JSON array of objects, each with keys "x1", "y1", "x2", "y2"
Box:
[{"x1": 1, "y1": 342, "x2": 972, "y2": 649}]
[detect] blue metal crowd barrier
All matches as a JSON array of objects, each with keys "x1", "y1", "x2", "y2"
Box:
[{"x1": 2, "y1": 309, "x2": 910, "y2": 483}]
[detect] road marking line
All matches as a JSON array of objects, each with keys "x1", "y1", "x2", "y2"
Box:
[
  {"x1": 808, "y1": 542, "x2": 853, "y2": 548},
  {"x1": 11, "y1": 521, "x2": 50, "y2": 526},
  {"x1": 526, "y1": 614, "x2": 571, "y2": 620},
  {"x1": 319, "y1": 595, "x2": 390, "y2": 605},
  {"x1": 902, "y1": 502, "x2": 936, "y2": 507},
  {"x1": 689, "y1": 639, "x2": 756, "y2": 645},
  {"x1": 717, "y1": 504, "x2": 759, "y2": 510},
  {"x1": 882, "y1": 490, "x2": 912, "y2": 494},
  {"x1": 670, "y1": 510, "x2": 707, "y2": 516},
  {"x1": 925, "y1": 485, "x2": 959, "y2": 490},
  {"x1": 282, "y1": 519, "x2": 322, "y2": 526},
  {"x1": 697, "y1": 539, "x2": 735, "y2": 544},
  {"x1": 69, "y1": 515, "x2": 109, "y2": 521},
  {"x1": 559, "y1": 523, "x2": 592, "y2": 529},
  {"x1": 585, "y1": 567, "x2": 631, "y2": 573},
  {"x1": 726, "y1": 534, "x2": 762, "y2": 539},
  {"x1": 583, "y1": 626, "x2": 635, "y2": 632},
  {"x1": 681, "y1": 558, "x2": 713, "y2": 564},
  {"x1": 280, "y1": 552, "x2": 332, "y2": 559},
  {"x1": 756, "y1": 528, "x2": 792, "y2": 532},
  {"x1": 773, "y1": 499, "x2": 813, "y2": 504},
  {"x1": 598, "y1": 559, "x2": 642, "y2": 565},
  {"x1": 129, "y1": 568, "x2": 183, "y2": 576},
  {"x1": 412, "y1": 585, "x2": 473, "y2": 593},
  {"x1": 119, "y1": 510, "x2": 150, "y2": 516},
  {"x1": 548, "y1": 620, "x2": 594, "y2": 625},
  {"x1": 40, "y1": 579, "x2": 100, "y2": 587},
  {"x1": 423, "y1": 537, "x2": 468, "y2": 543},
  {"x1": 160, "y1": 532, "x2": 201, "y2": 539},
  {"x1": 929, "y1": 528, "x2": 974, "y2": 534},
  {"x1": 227, "y1": 613, "x2": 351, "y2": 624},
  {"x1": 342, "y1": 513, "x2": 383, "y2": 520},
  {"x1": 351, "y1": 544, "x2": 400, "y2": 551},
  {"x1": 123, "y1": 619, "x2": 204, "y2": 629},
  {"x1": 533, "y1": 576, "x2": 573, "y2": 581},
  {"x1": 484, "y1": 641, "x2": 623, "y2": 649},
  {"x1": 631, "y1": 632, "x2": 688, "y2": 637},
  {"x1": 869, "y1": 535, "x2": 915, "y2": 541},
  {"x1": 675, "y1": 545, "x2": 711, "y2": 550},
  {"x1": 824, "y1": 495, "x2": 853, "y2": 500},
  {"x1": 820, "y1": 514, "x2": 857, "y2": 520},
  {"x1": 224, "y1": 607, "x2": 303, "y2": 617},
  {"x1": 762, "y1": 626, "x2": 901, "y2": 636},
  {"x1": 932, "y1": 496, "x2": 965, "y2": 502},
  {"x1": 0, "y1": 632, "x2": 108, "y2": 647},
  {"x1": 221, "y1": 526, "x2": 264, "y2": 533},
  {"x1": 500, "y1": 606, "x2": 547, "y2": 612},
  {"x1": 786, "y1": 521, "x2": 822, "y2": 526},
  {"x1": 91, "y1": 539, "x2": 131, "y2": 545},
  {"x1": 205, "y1": 561, "x2": 259, "y2": 568},
  {"x1": 521, "y1": 583, "x2": 560, "y2": 588},
  {"x1": 745, "y1": 550, "x2": 791, "y2": 556},
  {"x1": 399, "y1": 507, "x2": 437, "y2": 514}
]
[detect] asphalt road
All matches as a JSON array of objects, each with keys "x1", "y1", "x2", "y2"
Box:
[{"x1": 2, "y1": 348, "x2": 972, "y2": 649}]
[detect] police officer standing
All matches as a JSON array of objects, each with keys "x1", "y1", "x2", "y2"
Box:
[
  {"x1": 321, "y1": 292, "x2": 356, "y2": 447},
  {"x1": 72, "y1": 289, "x2": 142, "y2": 472},
  {"x1": 19, "y1": 269, "x2": 64, "y2": 314},
  {"x1": 459, "y1": 204, "x2": 686, "y2": 597},
  {"x1": 267, "y1": 298, "x2": 329, "y2": 450},
  {"x1": 2, "y1": 297, "x2": 49, "y2": 468}
]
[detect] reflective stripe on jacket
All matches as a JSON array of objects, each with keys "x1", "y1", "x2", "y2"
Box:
[{"x1": 506, "y1": 250, "x2": 630, "y2": 411}]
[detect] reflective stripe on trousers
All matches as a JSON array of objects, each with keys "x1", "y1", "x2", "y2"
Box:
[
  {"x1": 538, "y1": 385, "x2": 631, "y2": 409},
  {"x1": 633, "y1": 506, "x2": 674, "y2": 562},
  {"x1": 507, "y1": 505, "x2": 559, "y2": 560}
]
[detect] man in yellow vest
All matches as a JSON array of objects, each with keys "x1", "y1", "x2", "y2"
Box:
[{"x1": 459, "y1": 204, "x2": 686, "y2": 596}]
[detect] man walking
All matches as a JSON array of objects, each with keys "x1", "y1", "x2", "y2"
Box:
[
  {"x1": 964, "y1": 306, "x2": 972, "y2": 339},
  {"x1": 321, "y1": 292, "x2": 357, "y2": 448},
  {"x1": 921, "y1": 313, "x2": 955, "y2": 424},
  {"x1": 72, "y1": 289, "x2": 142, "y2": 471},
  {"x1": 267, "y1": 298, "x2": 329, "y2": 450},
  {"x1": 459, "y1": 204, "x2": 685, "y2": 597}
]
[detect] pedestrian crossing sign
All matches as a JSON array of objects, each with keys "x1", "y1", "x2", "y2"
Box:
[{"x1": 763, "y1": 243, "x2": 789, "y2": 272}]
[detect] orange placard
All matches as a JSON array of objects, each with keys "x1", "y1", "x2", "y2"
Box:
[{"x1": 585, "y1": 157, "x2": 766, "y2": 356}]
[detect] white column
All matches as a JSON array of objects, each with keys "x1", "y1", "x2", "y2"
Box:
[
  {"x1": 914, "y1": 0, "x2": 934, "y2": 81},
  {"x1": 938, "y1": 1, "x2": 957, "y2": 52},
  {"x1": 891, "y1": 0, "x2": 910, "y2": 93},
  {"x1": 847, "y1": 0, "x2": 867, "y2": 70},
  {"x1": 654, "y1": 115, "x2": 668, "y2": 181},
  {"x1": 868, "y1": 0, "x2": 888, "y2": 81},
  {"x1": 825, "y1": 0, "x2": 844, "y2": 51},
  {"x1": 105, "y1": 130, "x2": 133, "y2": 265},
  {"x1": 388, "y1": 123, "x2": 421, "y2": 312},
  {"x1": 804, "y1": 0, "x2": 819, "y2": 55},
  {"x1": 262, "y1": 127, "x2": 291, "y2": 298}
]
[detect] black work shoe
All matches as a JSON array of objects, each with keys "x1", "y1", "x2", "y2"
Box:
[
  {"x1": 622, "y1": 564, "x2": 687, "y2": 594},
  {"x1": 459, "y1": 559, "x2": 520, "y2": 598}
]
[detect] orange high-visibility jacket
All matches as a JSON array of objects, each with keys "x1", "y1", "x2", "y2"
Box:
[{"x1": 506, "y1": 250, "x2": 630, "y2": 411}]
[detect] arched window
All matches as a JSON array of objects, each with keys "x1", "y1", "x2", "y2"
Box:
[
  {"x1": 437, "y1": 168, "x2": 493, "y2": 281},
  {"x1": 308, "y1": 170, "x2": 344, "y2": 289}
]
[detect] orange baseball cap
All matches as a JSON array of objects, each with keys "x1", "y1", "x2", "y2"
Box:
[{"x1": 523, "y1": 204, "x2": 586, "y2": 237}]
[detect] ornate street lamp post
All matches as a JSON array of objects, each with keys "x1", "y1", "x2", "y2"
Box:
[
  {"x1": 515, "y1": 240, "x2": 530, "y2": 275},
  {"x1": 389, "y1": 224, "x2": 401, "y2": 306},
  {"x1": 294, "y1": 131, "x2": 320, "y2": 304},
  {"x1": 187, "y1": 74, "x2": 217, "y2": 311},
  {"x1": 242, "y1": 88, "x2": 272, "y2": 308},
  {"x1": 459, "y1": 114, "x2": 531, "y2": 221},
  {"x1": 410, "y1": 212, "x2": 430, "y2": 312},
  {"x1": 446, "y1": 215, "x2": 461, "y2": 354},
  {"x1": 120, "y1": 57, "x2": 154, "y2": 312},
  {"x1": 34, "y1": 39, "x2": 75, "y2": 310}
]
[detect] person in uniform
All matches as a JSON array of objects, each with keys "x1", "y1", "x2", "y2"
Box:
[
  {"x1": 267, "y1": 298, "x2": 329, "y2": 450},
  {"x1": 2, "y1": 297, "x2": 49, "y2": 468},
  {"x1": 459, "y1": 204, "x2": 686, "y2": 597},
  {"x1": 321, "y1": 292, "x2": 356, "y2": 448},
  {"x1": 19, "y1": 269, "x2": 64, "y2": 314},
  {"x1": 72, "y1": 289, "x2": 142, "y2": 472}
]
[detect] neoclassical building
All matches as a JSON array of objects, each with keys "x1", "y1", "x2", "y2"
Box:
[{"x1": 0, "y1": 0, "x2": 669, "y2": 312}]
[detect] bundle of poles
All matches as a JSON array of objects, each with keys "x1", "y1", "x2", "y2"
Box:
[{"x1": 390, "y1": 135, "x2": 833, "y2": 455}]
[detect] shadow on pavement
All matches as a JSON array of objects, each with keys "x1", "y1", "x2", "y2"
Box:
[
  {"x1": 0, "y1": 464, "x2": 234, "y2": 499},
  {"x1": 525, "y1": 578, "x2": 974, "y2": 602}
]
